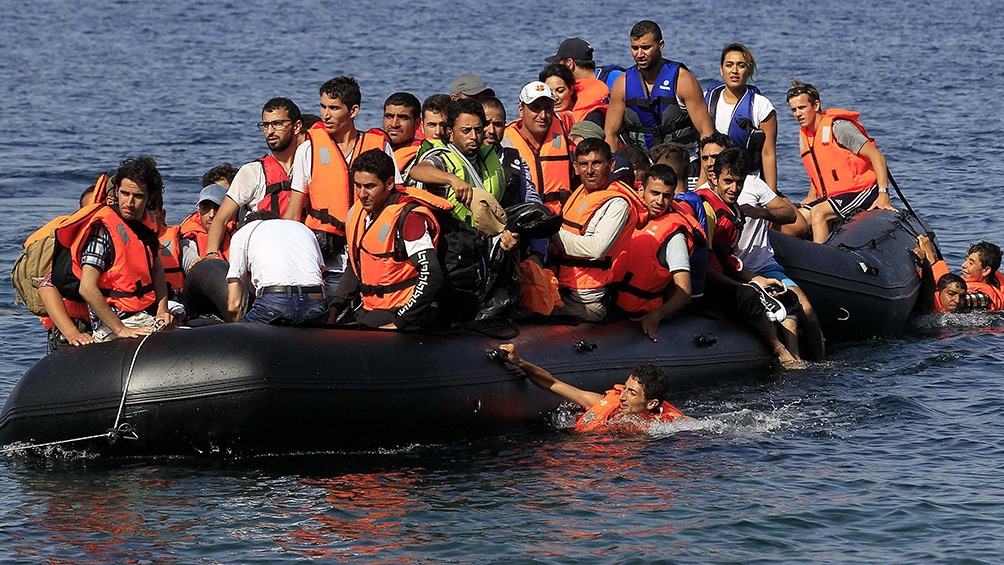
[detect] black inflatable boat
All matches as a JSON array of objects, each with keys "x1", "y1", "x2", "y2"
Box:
[{"x1": 0, "y1": 209, "x2": 930, "y2": 456}]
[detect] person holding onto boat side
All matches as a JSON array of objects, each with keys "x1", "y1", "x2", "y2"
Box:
[
  {"x1": 604, "y1": 20, "x2": 713, "y2": 181},
  {"x1": 502, "y1": 81, "x2": 576, "y2": 215},
  {"x1": 549, "y1": 138, "x2": 648, "y2": 322},
  {"x1": 611, "y1": 164, "x2": 705, "y2": 342},
  {"x1": 690, "y1": 148, "x2": 799, "y2": 366},
  {"x1": 915, "y1": 235, "x2": 1003, "y2": 311},
  {"x1": 786, "y1": 80, "x2": 897, "y2": 244},
  {"x1": 383, "y1": 92, "x2": 424, "y2": 175},
  {"x1": 329, "y1": 150, "x2": 450, "y2": 329},
  {"x1": 226, "y1": 210, "x2": 327, "y2": 325},
  {"x1": 496, "y1": 343, "x2": 686, "y2": 433},
  {"x1": 53, "y1": 157, "x2": 173, "y2": 341},
  {"x1": 206, "y1": 98, "x2": 303, "y2": 258},
  {"x1": 285, "y1": 77, "x2": 401, "y2": 301},
  {"x1": 542, "y1": 37, "x2": 612, "y2": 126}
]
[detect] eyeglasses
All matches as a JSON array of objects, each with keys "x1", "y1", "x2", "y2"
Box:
[{"x1": 256, "y1": 119, "x2": 292, "y2": 132}]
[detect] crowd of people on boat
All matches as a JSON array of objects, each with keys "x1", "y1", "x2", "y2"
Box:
[{"x1": 15, "y1": 19, "x2": 1004, "y2": 406}]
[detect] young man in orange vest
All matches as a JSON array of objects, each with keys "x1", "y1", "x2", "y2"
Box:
[
  {"x1": 383, "y1": 92, "x2": 423, "y2": 174},
  {"x1": 207, "y1": 98, "x2": 303, "y2": 257},
  {"x1": 285, "y1": 77, "x2": 401, "y2": 299},
  {"x1": 612, "y1": 164, "x2": 704, "y2": 342},
  {"x1": 497, "y1": 342, "x2": 685, "y2": 433},
  {"x1": 917, "y1": 235, "x2": 1004, "y2": 311},
  {"x1": 550, "y1": 137, "x2": 648, "y2": 322},
  {"x1": 329, "y1": 150, "x2": 449, "y2": 329},
  {"x1": 56, "y1": 157, "x2": 173, "y2": 341},
  {"x1": 786, "y1": 80, "x2": 897, "y2": 243},
  {"x1": 502, "y1": 81, "x2": 576, "y2": 214}
]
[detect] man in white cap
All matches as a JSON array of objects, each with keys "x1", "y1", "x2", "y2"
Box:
[
  {"x1": 450, "y1": 73, "x2": 495, "y2": 101},
  {"x1": 501, "y1": 81, "x2": 576, "y2": 214},
  {"x1": 180, "y1": 183, "x2": 231, "y2": 273}
]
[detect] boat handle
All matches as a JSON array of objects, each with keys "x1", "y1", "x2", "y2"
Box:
[
  {"x1": 837, "y1": 307, "x2": 850, "y2": 321},
  {"x1": 694, "y1": 333, "x2": 717, "y2": 347},
  {"x1": 574, "y1": 339, "x2": 597, "y2": 353}
]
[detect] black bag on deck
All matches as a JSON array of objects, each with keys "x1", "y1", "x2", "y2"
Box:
[{"x1": 434, "y1": 212, "x2": 488, "y2": 323}]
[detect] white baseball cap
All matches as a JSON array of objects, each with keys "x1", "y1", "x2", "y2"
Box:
[{"x1": 518, "y1": 81, "x2": 556, "y2": 105}]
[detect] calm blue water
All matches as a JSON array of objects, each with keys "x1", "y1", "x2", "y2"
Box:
[{"x1": 2, "y1": 0, "x2": 1004, "y2": 562}]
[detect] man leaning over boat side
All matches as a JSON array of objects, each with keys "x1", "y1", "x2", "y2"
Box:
[
  {"x1": 285, "y1": 77, "x2": 402, "y2": 301},
  {"x1": 786, "y1": 80, "x2": 897, "y2": 244},
  {"x1": 610, "y1": 164, "x2": 704, "y2": 342},
  {"x1": 497, "y1": 343, "x2": 686, "y2": 433},
  {"x1": 329, "y1": 150, "x2": 449, "y2": 330},
  {"x1": 226, "y1": 211, "x2": 327, "y2": 325},
  {"x1": 53, "y1": 156, "x2": 173, "y2": 341},
  {"x1": 549, "y1": 137, "x2": 648, "y2": 322},
  {"x1": 206, "y1": 98, "x2": 304, "y2": 259}
]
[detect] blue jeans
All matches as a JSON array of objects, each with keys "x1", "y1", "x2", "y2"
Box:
[
  {"x1": 324, "y1": 270, "x2": 343, "y2": 306},
  {"x1": 242, "y1": 293, "x2": 328, "y2": 325}
]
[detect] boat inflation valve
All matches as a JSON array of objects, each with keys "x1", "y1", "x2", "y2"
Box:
[
  {"x1": 574, "y1": 340, "x2": 597, "y2": 353},
  {"x1": 486, "y1": 348, "x2": 506, "y2": 363},
  {"x1": 694, "y1": 333, "x2": 717, "y2": 347},
  {"x1": 858, "y1": 262, "x2": 879, "y2": 276}
]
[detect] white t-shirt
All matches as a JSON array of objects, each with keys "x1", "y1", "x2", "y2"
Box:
[
  {"x1": 735, "y1": 174, "x2": 778, "y2": 273},
  {"x1": 227, "y1": 219, "x2": 325, "y2": 291},
  {"x1": 226, "y1": 159, "x2": 271, "y2": 216},
  {"x1": 711, "y1": 88, "x2": 776, "y2": 134}
]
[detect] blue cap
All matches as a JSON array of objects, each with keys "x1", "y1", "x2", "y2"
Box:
[
  {"x1": 611, "y1": 154, "x2": 635, "y2": 185},
  {"x1": 198, "y1": 183, "x2": 228, "y2": 207}
]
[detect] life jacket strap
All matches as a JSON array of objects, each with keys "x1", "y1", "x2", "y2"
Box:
[{"x1": 359, "y1": 277, "x2": 418, "y2": 298}]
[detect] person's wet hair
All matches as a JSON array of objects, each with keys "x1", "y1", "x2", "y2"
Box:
[
  {"x1": 967, "y1": 241, "x2": 1003, "y2": 275},
  {"x1": 630, "y1": 363, "x2": 670, "y2": 404},
  {"x1": 937, "y1": 273, "x2": 967, "y2": 293}
]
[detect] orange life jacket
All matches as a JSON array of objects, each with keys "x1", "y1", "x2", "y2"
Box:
[
  {"x1": 179, "y1": 211, "x2": 232, "y2": 261},
  {"x1": 612, "y1": 202, "x2": 706, "y2": 315},
  {"x1": 574, "y1": 384, "x2": 686, "y2": 433},
  {"x1": 393, "y1": 140, "x2": 422, "y2": 174},
  {"x1": 555, "y1": 180, "x2": 648, "y2": 291},
  {"x1": 23, "y1": 214, "x2": 91, "y2": 329},
  {"x1": 570, "y1": 77, "x2": 610, "y2": 123},
  {"x1": 256, "y1": 153, "x2": 294, "y2": 216},
  {"x1": 55, "y1": 205, "x2": 158, "y2": 314},
  {"x1": 158, "y1": 225, "x2": 185, "y2": 293},
  {"x1": 346, "y1": 186, "x2": 452, "y2": 312},
  {"x1": 503, "y1": 118, "x2": 575, "y2": 214},
  {"x1": 799, "y1": 109, "x2": 878, "y2": 199},
  {"x1": 695, "y1": 186, "x2": 744, "y2": 275},
  {"x1": 304, "y1": 124, "x2": 389, "y2": 236}
]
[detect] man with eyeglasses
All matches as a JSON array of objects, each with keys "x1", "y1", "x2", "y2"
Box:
[
  {"x1": 284, "y1": 77, "x2": 402, "y2": 301},
  {"x1": 786, "y1": 80, "x2": 896, "y2": 244},
  {"x1": 501, "y1": 81, "x2": 576, "y2": 214},
  {"x1": 206, "y1": 97, "x2": 303, "y2": 258}
]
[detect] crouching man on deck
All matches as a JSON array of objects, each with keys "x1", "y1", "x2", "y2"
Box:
[
  {"x1": 329, "y1": 150, "x2": 452, "y2": 329},
  {"x1": 497, "y1": 343, "x2": 686, "y2": 433}
]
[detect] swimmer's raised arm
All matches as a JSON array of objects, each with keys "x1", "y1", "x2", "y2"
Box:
[{"x1": 498, "y1": 343, "x2": 601, "y2": 410}]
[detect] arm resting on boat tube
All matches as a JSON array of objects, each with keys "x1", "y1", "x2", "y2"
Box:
[
  {"x1": 38, "y1": 284, "x2": 94, "y2": 346},
  {"x1": 79, "y1": 265, "x2": 151, "y2": 339},
  {"x1": 857, "y1": 141, "x2": 895, "y2": 211},
  {"x1": 498, "y1": 344, "x2": 603, "y2": 410}
]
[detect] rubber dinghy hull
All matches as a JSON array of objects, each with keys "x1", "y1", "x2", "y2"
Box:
[
  {"x1": 769, "y1": 209, "x2": 927, "y2": 343},
  {"x1": 0, "y1": 313, "x2": 771, "y2": 456}
]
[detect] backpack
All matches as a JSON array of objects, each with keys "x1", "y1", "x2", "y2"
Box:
[
  {"x1": 433, "y1": 212, "x2": 488, "y2": 323},
  {"x1": 11, "y1": 228, "x2": 59, "y2": 316}
]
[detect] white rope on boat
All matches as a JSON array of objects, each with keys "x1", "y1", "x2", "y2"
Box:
[{"x1": 1, "y1": 320, "x2": 165, "y2": 456}]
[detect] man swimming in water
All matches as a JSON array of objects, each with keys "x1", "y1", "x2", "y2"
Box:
[{"x1": 497, "y1": 343, "x2": 685, "y2": 432}]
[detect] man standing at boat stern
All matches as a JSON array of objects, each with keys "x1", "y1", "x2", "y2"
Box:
[
  {"x1": 329, "y1": 150, "x2": 450, "y2": 329},
  {"x1": 786, "y1": 80, "x2": 896, "y2": 243},
  {"x1": 226, "y1": 211, "x2": 327, "y2": 325}
]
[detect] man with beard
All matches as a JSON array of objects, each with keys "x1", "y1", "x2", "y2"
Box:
[
  {"x1": 604, "y1": 21, "x2": 713, "y2": 172},
  {"x1": 206, "y1": 97, "x2": 303, "y2": 257}
]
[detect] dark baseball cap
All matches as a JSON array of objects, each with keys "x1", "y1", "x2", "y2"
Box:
[{"x1": 545, "y1": 38, "x2": 594, "y2": 63}]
